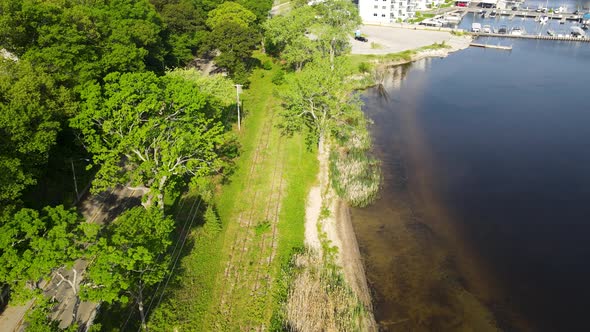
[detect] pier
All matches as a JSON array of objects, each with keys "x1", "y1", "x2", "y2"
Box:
[
  {"x1": 457, "y1": 7, "x2": 586, "y2": 22},
  {"x1": 469, "y1": 42, "x2": 512, "y2": 50},
  {"x1": 472, "y1": 33, "x2": 590, "y2": 42}
]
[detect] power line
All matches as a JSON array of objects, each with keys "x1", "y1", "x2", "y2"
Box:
[{"x1": 141, "y1": 197, "x2": 203, "y2": 331}]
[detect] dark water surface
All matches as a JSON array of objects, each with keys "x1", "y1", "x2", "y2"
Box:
[{"x1": 353, "y1": 39, "x2": 590, "y2": 331}]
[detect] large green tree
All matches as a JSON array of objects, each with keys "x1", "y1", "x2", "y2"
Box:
[
  {"x1": 279, "y1": 57, "x2": 360, "y2": 149},
  {"x1": 72, "y1": 71, "x2": 232, "y2": 209},
  {"x1": 0, "y1": 206, "x2": 93, "y2": 303},
  {"x1": 205, "y1": 2, "x2": 258, "y2": 83},
  {"x1": 81, "y1": 207, "x2": 174, "y2": 330},
  {"x1": 310, "y1": 0, "x2": 361, "y2": 69},
  {"x1": 0, "y1": 58, "x2": 75, "y2": 211},
  {"x1": 264, "y1": 5, "x2": 317, "y2": 70}
]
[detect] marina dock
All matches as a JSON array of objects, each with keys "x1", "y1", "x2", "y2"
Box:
[
  {"x1": 472, "y1": 33, "x2": 590, "y2": 42},
  {"x1": 457, "y1": 7, "x2": 586, "y2": 22},
  {"x1": 469, "y1": 42, "x2": 512, "y2": 50}
]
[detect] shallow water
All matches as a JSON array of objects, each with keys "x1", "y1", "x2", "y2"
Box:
[{"x1": 353, "y1": 39, "x2": 590, "y2": 331}]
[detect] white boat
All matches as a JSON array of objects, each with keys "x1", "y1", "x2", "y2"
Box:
[
  {"x1": 510, "y1": 26, "x2": 525, "y2": 35},
  {"x1": 571, "y1": 26, "x2": 586, "y2": 36},
  {"x1": 444, "y1": 12, "x2": 462, "y2": 23},
  {"x1": 483, "y1": 24, "x2": 494, "y2": 33},
  {"x1": 489, "y1": 11, "x2": 497, "y2": 18},
  {"x1": 540, "y1": 16, "x2": 549, "y2": 24},
  {"x1": 419, "y1": 18, "x2": 444, "y2": 27},
  {"x1": 471, "y1": 22, "x2": 482, "y2": 32}
]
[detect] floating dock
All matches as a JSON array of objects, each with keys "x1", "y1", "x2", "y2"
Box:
[
  {"x1": 457, "y1": 7, "x2": 586, "y2": 22},
  {"x1": 470, "y1": 42, "x2": 513, "y2": 50},
  {"x1": 472, "y1": 33, "x2": 590, "y2": 42}
]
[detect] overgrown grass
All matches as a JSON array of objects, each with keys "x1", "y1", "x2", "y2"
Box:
[
  {"x1": 347, "y1": 41, "x2": 451, "y2": 76},
  {"x1": 146, "y1": 53, "x2": 317, "y2": 331},
  {"x1": 407, "y1": 11, "x2": 436, "y2": 24}
]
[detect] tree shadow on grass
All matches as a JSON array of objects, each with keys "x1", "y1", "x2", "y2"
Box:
[{"x1": 95, "y1": 192, "x2": 210, "y2": 330}]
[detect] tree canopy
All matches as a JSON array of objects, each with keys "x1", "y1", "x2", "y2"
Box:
[
  {"x1": 0, "y1": 206, "x2": 94, "y2": 302},
  {"x1": 71, "y1": 70, "x2": 234, "y2": 209},
  {"x1": 81, "y1": 207, "x2": 174, "y2": 329}
]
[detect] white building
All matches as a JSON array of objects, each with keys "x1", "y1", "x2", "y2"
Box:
[{"x1": 358, "y1": 0, "x2": 417, "y2": 23}]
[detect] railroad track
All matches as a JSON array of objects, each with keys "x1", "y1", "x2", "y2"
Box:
[{"x1": 216, "y1": 104, "x2": 280, "y2": 322}]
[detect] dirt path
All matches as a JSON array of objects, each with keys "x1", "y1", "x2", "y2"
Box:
[{"x1": 303, "y1": 143, "x2": 378, "y2": 331}]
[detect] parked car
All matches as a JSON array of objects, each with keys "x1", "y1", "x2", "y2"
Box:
[{"x1": 354, "y1": 36, "x2": 368, "y2": 42}]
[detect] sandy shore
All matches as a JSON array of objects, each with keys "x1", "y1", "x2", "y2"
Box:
[
  {"x1": 304, "y1": 142, "x2": 377, "y2": 330},
  {"x1": 300, "y1": 26, "x2": 473, "y2": 330}
]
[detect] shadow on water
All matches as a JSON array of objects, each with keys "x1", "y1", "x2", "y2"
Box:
[
  {"x1": 353, "y1": 38, "x2": 590, "y2": 332},
  {"x1": 351, "y1": 58, "x2": 531, "y2": 332}
]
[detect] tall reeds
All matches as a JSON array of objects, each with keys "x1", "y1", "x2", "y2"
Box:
[{"x1": 329, "y1": 112, "x2": 381, "y2": 208}]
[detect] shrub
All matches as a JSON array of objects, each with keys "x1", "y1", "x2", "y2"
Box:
[
  {"x1": 262, "y1": 59, "x2": 273, "y2": 70},
  {"x1": 271, "y1": 69, "x2": 285, "y2": 85},
  {"x1": 358, "y1": 62, "x2": 372, "y2": 73}
]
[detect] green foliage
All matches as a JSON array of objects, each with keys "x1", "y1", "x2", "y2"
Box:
[
  {"x1": 0, "y1": 0, "x2": 167, "y2": 83},
  {"x1": 203, "y1": 205, "x2": 222, "y2": 236},
  {"x1": 0, "y1": 205, "x2": 91, "y2": 303},
  {"x1": 255, "y1": 220, "x2": 271, "y2": 235},
  {"x1": 0, "y1": 59, "x2": 74, "y2": 209},
  {"x1": 151, "y1": 0, "x2": 208, "y2": 66},
  {"x1": 82, "y1": 207, "x2": 173, "y2": 307},
  {"x1": 264, "y1": 6, "x2": 317, "y2": 70},
  {"x1": 24, "y1": 297, "x2": 74, "y2": 332},
  {"x1": 206, "y1": 4, "x2": 259, "y2": 84},
  {"x1": 262, "y1": 59, "x2": 273, "y2": 70},
  {"x1": 358, "y1": 61, "x2": 372, "y2": 73},
  {"x1": 271, "y1": 69, "x2": 286, "y2": 85},
  {"x1": 279, "y1": 57, "x2": 360, "y2": 144},
  {"x1": 72, "y1": 71, "x2": 232, "y2": 209},
  {"x1": 408, "y1": 11, "x2": 436, "y2": 24},
  {"x1": 236, "y1": 0, "x2": 274, "y2": 23},
  {"x1": 206, "y1": 1, "x2": 257, "y2": 30}
]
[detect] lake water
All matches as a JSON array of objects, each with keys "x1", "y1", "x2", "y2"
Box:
[{"x1": 353, "y1": 39, "x2": 590, "y2": 331}]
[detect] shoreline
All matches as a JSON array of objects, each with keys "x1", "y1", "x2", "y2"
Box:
[
  {"x1": 300, "y1": 35, "x2": 472, "y2": 329},
  {"x1": 302, "y1": 142, "x2": 378, "y2": 331}
]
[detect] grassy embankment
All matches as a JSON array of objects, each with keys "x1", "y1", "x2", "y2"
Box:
[
  {"x1": 348, "y1": 42, "x2": 451, "y2": 74},
  {"x1": 147, "y1": 54, "x2": 318, "y2": 331},
  {"x1": 408, "y1": 12, "x2": 436, "y2": 24},
  {"x1": 347, "y1": 42, "x2": 452, "y2": 91}
]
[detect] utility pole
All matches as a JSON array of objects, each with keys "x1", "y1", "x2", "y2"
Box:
[
  {"x1": 70, "y1": 159, "x2": 79, "y2": 200},
  {"x1": 235, "y1": 84, "x2": 243, "y2": 131}
]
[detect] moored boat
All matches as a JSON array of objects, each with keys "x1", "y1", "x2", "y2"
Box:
[{"x1": 510, "y1": 26, "x2": 525, "y2": 35}]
